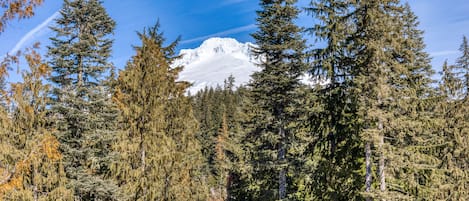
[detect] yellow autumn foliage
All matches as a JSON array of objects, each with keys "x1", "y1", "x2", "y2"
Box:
[
  {"x1": 42, "y1": 134, "x2": 62, "y2": 161},
  {"x1": 0, "y1": 44, "x2": 71, "y2": 200},
  {"x1": 0, "y1": 0, "x2": 44, "y2": 33},
  {"x1": 0, "y1": 133, "x2": 63, "y2": 199}
]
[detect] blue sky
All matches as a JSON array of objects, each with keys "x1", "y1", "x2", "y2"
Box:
[{"x1": 0, "y1": 0, "x2": 468, "y2": 81}]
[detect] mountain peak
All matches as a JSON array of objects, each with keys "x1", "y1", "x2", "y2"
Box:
[
  {"x1": 175, "y1": 37, "x2": 259, "y2": 94},
  {"x1": 175, "y1": 37, "x2": 256, "y2": 67},
  {"x1": 198, "y1": 37, "x2": 249, "y2": 54},
  {"x1": 175, "y1": 37, "x2": 320, "y2": 94}
]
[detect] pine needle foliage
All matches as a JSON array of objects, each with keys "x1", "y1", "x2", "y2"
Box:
[
  {"x1": 244, "y1": 0, "x2": 309, "y2": 200},
  {"x1": 192, "y1": 79, "x2": 248, "y2": 201},
  {"x1": 47, "y1": 0, "x2": 120, "y2": 199},
  {"x1": 435, "y1": 37, "x2": 469, "y2": 200},
  {"x1": 112, "y1": 22, "x2": 207, "y2": 201},
  {"x1": 0, "y1": 46, "x2": 73, "y2": 201},
  {"x1": 306, "y1": 0, "x2": 364, "y2": 199}
]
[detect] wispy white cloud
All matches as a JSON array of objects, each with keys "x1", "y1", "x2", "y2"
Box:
[
  {"x1": 180, "y1": 24, "x2": 256, "y2": 45},
  {"x1": 222, "y1": 0, "x2": 248, "y2": 5},
  {"x1": 9, "y1": 11, "x2": 60, "y2": 54},
  {"x1": 430, "y1": 50, "x2": 459, "y2": 57}
]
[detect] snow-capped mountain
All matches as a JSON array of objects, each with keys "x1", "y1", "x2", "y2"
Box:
[
  {"x1": 175, "y1": 37, "x2": 260, "y2": 94},
  {"x1": 176, "y1": 37, "x2": 320, "y2": 94}
]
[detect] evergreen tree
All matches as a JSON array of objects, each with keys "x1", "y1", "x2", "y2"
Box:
[
  {"x1": 211, "y1": 112, "x2": 230, "y2": 201},
  {"x1": 346, "y1": 1, "x2": 445, "y2": 199},
  {"x1": 193, "y1": 85, "x2": 224, "y2": 173},
  {"x1": 244, "y1": 0, "x2": 308, "y2": 199},
  {"x1": 436, "y1": 38, "x2": 469, "y2": 200},
  {"x1": 439, "y1": 60, "x2": 461, "y2": 100},
  {"x1": 192, "y1": 79, "x2": 250, "y2": 201},
  {"x1": 455, "y1": 36, "x2": 469, "y2": 97},
  {"x1": 47, "y1": 0, "x2": 119, "y2": 199},
  {"x1": 112, "y1": 23, "x2": 206, "y2": 201},
  {"x1": 383, "y1": 4, "x2": 444, "y2": 199},
  {"x1": 346, "y1": 1, "x2": 403, "y2": 199},
  {"x1": 306, "y1": 1, "x2": 454, "y2": 199},
  {"x1": 0, "y1": 47, "x2": 73, "y2": 200},
  {"x1": 306, "y1": 0, "x2": 364, "y2": 199}
]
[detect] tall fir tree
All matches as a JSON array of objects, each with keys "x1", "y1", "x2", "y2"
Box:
[
  {"x1": 383, "y1": 4, "x2": 445, "y2": 199},
  {"x1": 306, "y1": 0, "x2": 364, "y2": 200},
  {"x1": 436, "y1": 37, "x2": 469, "y2": 200},
  {"x1": 346, "y1": 1, "x2": 404, "y2": 199},
  {"x1": 111, "y1": 23, "x2": 207, "y2": 201},
  {"x1": 455, "y1": 36, "x2": 469, "y2": 97},
  {"x1": 47, "y1": 0, "x2": 119, "y2": 200},
  {"x1": 310, "y1": 0, "x2": 422, "y2": 199},
  {"x1": 244, "y1": 0, "x2": 308, "y2": 199},
  {"x1": 347, "y1": 1, "x2": 446, "y2": 199}
]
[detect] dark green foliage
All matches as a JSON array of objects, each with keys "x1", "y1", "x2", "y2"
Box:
[
  {"x1": 243, "y1": 0, "x2": 308, "y2": 200},
  {"x1": 307, "y1": 0, "x2": 445, "y2": 200},
  {"x1": 47, "y1": 0, "x2": 119, "y2": 199},
  {"x1": 345, "y1": 1, "x2": 404, "y2": 199},
  {"x1": 192, "y1": 77, "x2": 248, "y2": 201},
  {"x1": 306, "y1": 0, "x2": 364, "y2": 199}
]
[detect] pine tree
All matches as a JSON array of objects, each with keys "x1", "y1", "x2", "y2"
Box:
[
  {"x1": 193, "y1": 86, "x2": 224, "y2": 176},
  {"x1": 435, "y1": 37, "x2": 469, "y2": 200},
  {"x1": 455, "y1": 36, "x2": 469, "y2": 97},
  {"x1": 306, "y1": 0, "x2": 364, "y2": 199},
  {"x1": 347, "y1": 1, "x2": 447, "y2": 199},
  {"x1": 306, "y1": 1, "x2": 449, "y2": 199},
  {"x1": 210, "y1": 112, "x2": 230, "y2": 201},
  {"x1": 382, "y1": 4, "x2": 445, "y2": 199},
  {"x1": 244, "y1": 0, "x2": 307, "y2": 199},
  {"x1": 346, "y1": 0, "x2": 404, "y2": 199},
  {"x1": 192, "y1": 79, "x2": 250, "y2": 201},
  {"x1": 439, "y1": 60, "x2": 461, "y2": 99},
  {"x1": 0, "y1": 46, "x2": 73, "y2": 200},
  {"x1": 47, "y1": 0, "x2": 119, "y2": 199},
  {"x1": 112, "y1": 23, "x2": 206, "y2": 201}
]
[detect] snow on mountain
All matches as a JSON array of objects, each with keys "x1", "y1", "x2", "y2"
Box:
[
  {"x1": 175, "y1": 37, "x2": 321, "y2": 94},
  {"x1": 175, "y1": 37, "x2": 259, "y2": 94}
]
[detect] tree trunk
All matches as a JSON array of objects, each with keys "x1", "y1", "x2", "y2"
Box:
[
  {"x1": 365, "y1": 142, "x2": 372, "y2": 201},
  {"x1": 78, "y1": 56, "x2": 83, "y2": 87},
  {"x1": 377, "y1": 115, "x2": 386, "y2": 193},
  {"x1": 141, "y1": 129, "x2": 146, "y2": 200},
  {"x1": 78, "y1": 25, "x2": 84, "y2": 88},
  {"x1": 33, "y1": 165, "x2": 38, "y2": 201},
  {"x1": 278, "y1": 125, "x2": 286, "y2": 200},
  {"x1": 379, "y1": 135, "x2": 386, "y2": 193}
]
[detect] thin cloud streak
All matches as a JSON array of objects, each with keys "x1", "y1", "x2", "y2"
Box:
[
  {"x1": 222, "y1": 0, "x2": 248, "y2": 6},
  {"x1": 430, "y1": 50, "x2": 459, "y2": 57},
  {"x1": 180, "y1": 24, "x2": 256, "y2": 45},
  {"x1": 9, "y1": 11, "x2": 60, "y2": 54}
]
